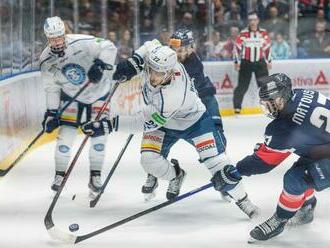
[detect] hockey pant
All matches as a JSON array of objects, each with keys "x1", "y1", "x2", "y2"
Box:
[
  {"x1": 55, "y1": 92, "x2": 109, "y2": 173},
  {"x1": 140, "y1": 112, "x2": 228, "y2": 181}
]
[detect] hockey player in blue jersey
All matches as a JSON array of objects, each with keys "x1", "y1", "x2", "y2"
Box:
[
  {"x1": 211, "y1": 73, "x2": 330, "y2": 242},
  {"x1": 168, "y1": 28, "x2": 225, "y2": 137}
]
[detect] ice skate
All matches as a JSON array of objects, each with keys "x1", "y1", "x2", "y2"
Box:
[
  {"x1": 88, "y1": 170, "x2": 102, "y2": 199},
  {"x1": 288, "y1": 198, "x2": 317, "y2": 226},
  {"x1": 166, "y1": 159, "x2": 186, "y2": 200},
  {"x1": 142, "y1": 174, "x2": 158, "y2": 201},
  {"x1": 51, "y1": 171, "x2": 65, "y2": 192},
  {"x1": 236, "y1": 194, "x2": 260, "y2": 219},
  {"x1": 248, "y1": 213, "x2": 288, "y2": 243}
]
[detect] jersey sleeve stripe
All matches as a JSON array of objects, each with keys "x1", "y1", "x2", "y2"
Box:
[{"x1": 255, "y1": 144, "x2": 291, "y2": 166}]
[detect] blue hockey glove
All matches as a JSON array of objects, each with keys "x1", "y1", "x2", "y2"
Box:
[
  {"x1": 87, "y1": 59, "x2": 113, "y2": 84},
  {"x1": 42, "y1": 109, "x2": 60, "y2": 133},
  {"x1": 82, "y1": 117, "x2": 118, "y2": 137},
  {"x1": 211, "y1": 165, "x2": 242, "y2": 192},
  {"x1": 113, "y1": 54, "x2": 144, "y2": 81}
]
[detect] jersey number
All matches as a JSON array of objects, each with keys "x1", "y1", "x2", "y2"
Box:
[{"x1": 310, "y1": 94, "x2": 330, "y2": 133}]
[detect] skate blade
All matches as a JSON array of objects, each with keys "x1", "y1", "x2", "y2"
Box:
[
  {"x1": 247, "y1": 236, "x2": 258, "y2": 244},
  {"x1": 89, "y1": 190, "x2": 100, "y2": 200},
  {"x1": 144, "y1": 191, "x2": 156, "y2": 202}
]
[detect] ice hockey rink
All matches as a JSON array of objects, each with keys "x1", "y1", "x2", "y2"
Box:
[{"x1": 1, "y1": 115, "x2": 330, "y2": 248}]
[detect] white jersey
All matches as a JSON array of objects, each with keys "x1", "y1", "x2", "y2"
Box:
[
  {"x1": 116, "y1": 40, "x2": 206, "y2": 133},
  {"x1": 40, "y1": 34, "x2": 117, "y2": 109}
]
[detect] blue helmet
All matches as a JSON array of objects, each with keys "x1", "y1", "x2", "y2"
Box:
[
  {"x1": 258, "y1": 73, "x2": 293, "y2": 118},
  {"x1": 169, "y1": 28, "x2": 194, "y2": 48}
]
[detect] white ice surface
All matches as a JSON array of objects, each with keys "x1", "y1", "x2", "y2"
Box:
[{"x1": 0, "y1": 115, "x2": 330, "y2": 248}]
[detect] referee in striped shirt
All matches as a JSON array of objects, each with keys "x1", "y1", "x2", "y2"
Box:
[{"x1": 233, "y1": 11, "x2": 272, "y2": 114}]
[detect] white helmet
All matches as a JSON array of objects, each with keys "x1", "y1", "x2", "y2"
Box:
[
  {"x1": 146, "y1": 46, "x2": 177, "y2": 73},
  {"x1": 44, "y1": 16, "x2": 65, "y2": 38}
]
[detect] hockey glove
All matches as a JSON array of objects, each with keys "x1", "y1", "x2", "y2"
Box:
[
  {"x1": 42, "y1": 109, "x2": 60, "y2": 133},
  {"x1": 211, "y1": 165, "x2": 242, "y2": 192},
  {"x1": 113, "y1": 54, "x2": 144, "y2": 81},
  {"x1": 81, "y1": 117, "x2": 118, "y2": 137},
  {"x1": 87, "y1": 58, "x2": 113, "y2": 84}
]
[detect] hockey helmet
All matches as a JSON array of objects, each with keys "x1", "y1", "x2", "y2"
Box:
[
  {"x1": 146, "y1": 45, "x2": 177, "y2": 87},
  {"x1": 44, "y1": 16, "x2": 66, "y2": 55},
  {"x1": 169, "y1": 28, "x2": 194, "y2": 48},
  {"x1": 258, "y1": 73, "x2": 293, "y2": 118}
]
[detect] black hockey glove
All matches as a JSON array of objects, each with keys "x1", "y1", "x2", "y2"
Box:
[
  {"x1": 87, "y1": 58, "x2": 113, "y2": 84},
  {"x1": 113, "y1": 54, "x2": 144, "y2": 81},
  {"x1": 211, "y1": 165, "x2": 242, "y2": 192},
  {"x1": 81, "y1": 117, "x2": 118, "y2": 137},
  {"x1": 42, "y1": 109, "x2": 60, "y2": 133}
]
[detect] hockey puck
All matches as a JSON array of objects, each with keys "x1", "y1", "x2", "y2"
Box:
[
  {"x1": 69, "y1": 223, "x2": 79, "y2": 232},
  {"x1": 72, "y1": 194, "x2": 76, "y2": 200}
]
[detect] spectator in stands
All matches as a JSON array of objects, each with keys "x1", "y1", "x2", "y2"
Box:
[
  {"x1": 271, "y1": 33, "x2": 291, "y2": 59},
  {"x1": 221, "y1": 26, "x2": 240, "y2": 59},
  {"x1": 108, "y1": 30, "x2": 118, "y2": 46},
  {"x1": 117, "y1": 29, "x2": 133, "y2": 61},
  {"x1": 263, "y1": 5, "x2": 288, "y2": 37},
  {"x1": 224, "y1": 2, "x2": 242, "y2": 27},
  {"x1": 305, "y1": 20, "x2": 330, "y2": 57},
  {"x1": 214, "y1": 9, "x2": 226, "y2": 34},
  {"x1": 158, "y1": 28, "x2": 171, "y2": 45},
  {"x1": 181, "y1": 11, "x2": 194, "y2": 30},
  {"x1": 140, "y1": 18, "x2": 155, "y2": 43},
  {"x1": 204, "y1": 30, "x2": 225, "y2": 61},
  {"x1": 265, "y1": 0, "x2": 289, "y2": 19}
]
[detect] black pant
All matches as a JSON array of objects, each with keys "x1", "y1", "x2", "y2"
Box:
[{"x1": 233, "y1": 60, "x2": 268, "y2": 110}]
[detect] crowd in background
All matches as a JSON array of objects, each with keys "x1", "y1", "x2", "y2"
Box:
[
  {"x1": 1, "y1": 0, "x2": 330, "y2": 79},
  {"x1": 48, "y1": 0, "x2": 330, "y2": 61}
]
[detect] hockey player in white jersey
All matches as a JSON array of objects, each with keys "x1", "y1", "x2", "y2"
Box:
[
  {"x1": 82, "y1": 40, "x2": 259, "y2": 218},
  {"x1": 39, "y1": 16, "x2": 117, "y2": 196}
]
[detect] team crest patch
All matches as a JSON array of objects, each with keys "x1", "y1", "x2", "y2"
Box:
[{"x1": 62, "y1": 63, "x2": 86, "y2": 85}]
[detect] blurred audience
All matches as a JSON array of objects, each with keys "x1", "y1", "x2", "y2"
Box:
[{"x1": 271, "y1": 33, "x2": 291, "y2": 59}]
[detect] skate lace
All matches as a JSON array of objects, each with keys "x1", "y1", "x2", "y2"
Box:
[
  {"x1": 145, "y1": 174, "x2": 157, "y2": 187},
  {"x1": 259, "y1": 215, "x2": 281, "y2": 235},
  {"x1": 54, "y1": 175, "x2": 64, "y2": 186},
  {"x1": 237, "y1": 198, "x2": 256, "y2": 215}
]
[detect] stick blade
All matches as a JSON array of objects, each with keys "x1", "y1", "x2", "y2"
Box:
[{"x1": 47, "y1": 226, "x2": 77, "y2": 244}]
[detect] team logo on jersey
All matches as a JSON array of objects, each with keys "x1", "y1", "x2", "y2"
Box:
[{"x1": 61, "y1": 63, "x2": 86, "y2": 85}]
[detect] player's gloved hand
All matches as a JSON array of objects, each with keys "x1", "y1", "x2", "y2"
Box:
[
  {"x1": 113, "y1": 54, "x2": 144, "y2": 81},
  {"x1": 87, "y1": 58, "x2": 113, "y2": 84},
  {"x1": 211, "y1": 165, "x2": 242, "y2": 192},
  {"x1": 42, "y1": 109, "x2": 60, "y2": 133},
  {"x1": 81, "y1": 117, "x2": 118, "y2": 137}
]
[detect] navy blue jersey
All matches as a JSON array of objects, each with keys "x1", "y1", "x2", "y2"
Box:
[
  {"x1": 237, "y1": 89, "x2": 330, "y2": 177},
  {"x1": 265, "y1": 89, "x2": 330, "y2": 157},
  {"x1": 183, "y1": 52, "x2": 216, "y2": 98}
]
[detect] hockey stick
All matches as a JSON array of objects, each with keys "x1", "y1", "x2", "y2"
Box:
[
  {"x1": 52, "y1": 182, "x2": 213, "y2": 244},
  {"x1": 44, "y1": 80, "x2": 122, "y2": 242},
  {"x1": 3, "y1": 80, "x2": 93, "y2": 175},
  {"x1": 89, "y1": 134, "x2": 134, "y2": 208}
]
